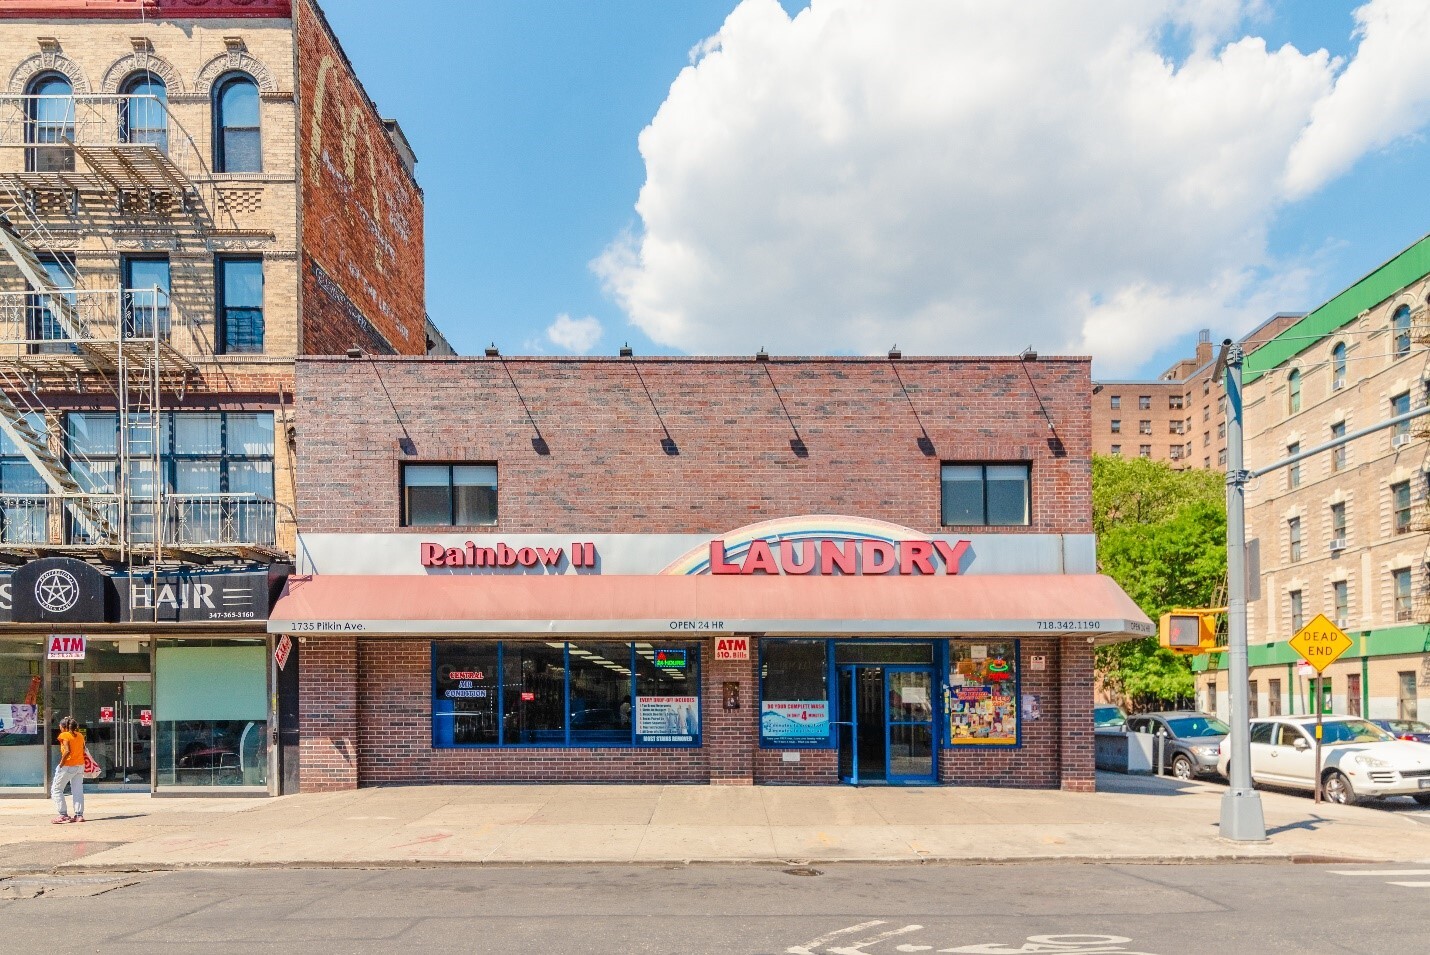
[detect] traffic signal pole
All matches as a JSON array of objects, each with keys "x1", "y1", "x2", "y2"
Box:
[
  {"x1": 1217, "y1": 339, "x2": 1430, "y2": 841},
  {"x1": 1219, "y1": 341, "x2": 1265, "y2": 841}
]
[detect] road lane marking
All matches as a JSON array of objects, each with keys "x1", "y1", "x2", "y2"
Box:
[
  {"x1": 1328, "y1": 869, "x2": 1430, "y2": 876},
  {"x1": 827, "y1": 924, "x2": 924, "y2": 954},
  {"x1": 1387, "y1": 881, "x2": 1430, "y2": 887},
  {"x1": 787, "y1": 921, "x2": 887, "y2": 955}
]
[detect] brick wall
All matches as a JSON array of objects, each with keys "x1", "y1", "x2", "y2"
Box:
[
  {"x1": 1059, "y1": 640, "x2": 1095, "y2": 791},
  {"x1": 294, "y1": 356, "x2": 1093, "y2": 536},
  {"x1": 296, "y1": 0, "x2": 425, "y2": 357},
  {"x1": 297, "y1": 635, "x2": 358, "y2": 791}
]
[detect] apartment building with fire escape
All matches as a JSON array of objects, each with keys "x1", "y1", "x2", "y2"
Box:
[
  {"x1": 0, "y1": 0, "x2": 428, "y2": 798},
  {"x1": 1195, "y1": 234, "x2": 1430, "y2": 726}
]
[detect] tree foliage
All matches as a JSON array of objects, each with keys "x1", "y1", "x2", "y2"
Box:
[{"x1": 1093, "y1": 455, "x2": 1227, "y2": 710}]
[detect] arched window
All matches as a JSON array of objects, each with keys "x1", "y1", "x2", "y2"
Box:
[
  {"x1": 1287, "y1": 369, "x2": 1301, "y2": 415},
  {"x1": 1331, "y1": 342, "x2": 1347, "y2": 385},
  {"x1": 26, "y1": 73, "x2": 74, "y2": 173},
  {"x1": 120, "y1": 73, "x2": 168, "y2": 153},
  {"x1": 1393, "y1": 305, "x2": 1412, "y2": 359},
  {"x1": 214, "y1": 73, "x2": 260, "y2": 173}
]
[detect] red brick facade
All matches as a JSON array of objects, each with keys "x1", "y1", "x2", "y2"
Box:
[
  {"x1": 297, "y1": 0, "x2": 426, "y2": 357},
  {"x1": 294, "y1": 356, "x2": 1092, "y2": 535},
  {"x1": 289, "y1": 356, "x2": 1105, "y2": 793}
]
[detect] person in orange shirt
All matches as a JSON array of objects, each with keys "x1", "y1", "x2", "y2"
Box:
[{"x1": 51, "y1": 716, "x2": 85, "y2": 824}]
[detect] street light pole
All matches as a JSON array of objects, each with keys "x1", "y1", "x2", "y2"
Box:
[{"x1": 1220, "y1": 340, "x2": 1267, "y2": 842}]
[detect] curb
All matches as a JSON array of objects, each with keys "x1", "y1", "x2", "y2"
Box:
[{"x1": 2, "y1": 852, "x2": 1390, "y2": 876}]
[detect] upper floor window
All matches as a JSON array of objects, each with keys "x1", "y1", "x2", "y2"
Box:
[
  {"x1": 1110, "y1": 419, "x2": 1121, "y2": 434},
  {"x1": 1393, "y1": 568, "x2": 1413, "y2": 621},
  {"x1": 26, "y1": 255, "x2": 75, "y2": 355},
  {"x1": 1138, "y1": 396, "x2": 1151, "y2": 410},
  {"x1": 1289, "y1": 589, "x2": 1304, "y2": 633},
  {"x1": 1287, "y1": 442, "x2": 1300, "y2": 489},
  {"x1": 1392, "y1": 480, "x2": 1412, "y2": 535},
  {"x1": 940, "y1": 463, "x2": 1029, "y2": 526},
  {"x1": 402, "y1": 464, "x2": 498, "y2": 527},
  {"x1": 1169, "y1": 395, "x2": 1184, "y2": 410},
  {"x1": 1330, "y1": 422, "x2": 1346, "y2": 471},
  {"x1": 1333, "y1": 580, "x2": 1349, "y2": 629},
  {"x1": 217, "y1": 256, "x2": 264, "y2": 353},
  {"x1": 1110, "y1": 444, "x2": 1121, "y2": 456},
  {"x1": 1331, "y1": 342, "x2": 1347, "y2": 385},
  {"x1": 1287, "y1": 517, "x2": 1301, "y2": 562},
  {"x1": 1109, "y1": 396, "x2": 1120, "y2": 410},
  {"x1": 26, "y1": 73, "x2": 74, "y2": 172},
  {"x1": 120, "y1": 73, "x2": 167, "y2": 152},
  {"x1": 1287, "y1": 369, "x2": 1301, "y2": 415},
  {"x1": 1138, "y1": 420, "x2": 1152, "y2": 435},
  {"x1": 1139, "y1": 445, "x2": 1152, "y2": 458},
  {"x1": 1392, "y1": 392, "x2": 1411, "y2": 444},
  {"x1": 214, "y1": 73, "x2": 261, "y2": 173},
  {"x1": 1331, "y1": 501, "x2": 1346, "y2": 543},
  {"x1": 122, "y1": 255, "x2": 171, "y2": 341},
  {"x1": 1393, "y1": 306, "x2": 1412, "y2": 359}
]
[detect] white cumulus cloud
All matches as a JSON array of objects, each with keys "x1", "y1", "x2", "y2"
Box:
[
  {"x1": 545, "y1": 313, "x2": 603, "y2": 354},
  {"x1": 595, "y1": 0, "x2": 1430, "y2": 375}
]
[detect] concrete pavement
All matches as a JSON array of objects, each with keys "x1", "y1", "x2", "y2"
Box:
[{"x1": 1, "y1": 773, "x2": 1428, "y2": 871}]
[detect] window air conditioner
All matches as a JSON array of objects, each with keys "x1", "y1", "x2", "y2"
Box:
[
  {"x1": 1393, "y1": 434, "x2": 1412, "y2": 449},
  {"x1": 1329, "y1": 538, "x2": 1346, "y2": 552},
  {"x1": 1332, "y1": 377, "x2": 1345, "y2": 390}
]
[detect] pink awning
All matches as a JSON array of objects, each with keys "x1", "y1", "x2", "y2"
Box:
[{"x1": 268, "y1": 573, "x2": 1153, "y2": 641}]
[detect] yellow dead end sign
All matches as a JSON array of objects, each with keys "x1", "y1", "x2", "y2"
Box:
[{"x1": 1289, "y1": 614, "x2": 1353, "y2": 673}]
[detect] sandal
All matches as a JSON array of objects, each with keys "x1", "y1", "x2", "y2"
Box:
[
  {"x1": 51, "y1": 816, "x2": 72, "y2": 824},
  {"x1": 71, "y1": 815, "x2": 84, "y2": 823}
]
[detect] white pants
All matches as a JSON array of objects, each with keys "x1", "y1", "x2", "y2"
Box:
[{"x1": 51, "y1": 764, "x2": 84, "y2": 817}]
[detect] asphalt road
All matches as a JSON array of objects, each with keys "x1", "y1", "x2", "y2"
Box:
[{"x1": 3, "y1": 861, "x2": 1430, "y2": 954}]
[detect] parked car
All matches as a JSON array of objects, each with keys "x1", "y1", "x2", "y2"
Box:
[
  {"x1": 1094, "y1": 704, "x2": 1128, "y2": 730},
  {"x1": 1127, "y1": 711, "x2": 1229, "y2": 780},
  {"x1": 1370, "y1": 719, "x2": 1430, "y2": 745},
  {"x1": 1216, "y1": 715, "x2": 1430, "y2": 806}
]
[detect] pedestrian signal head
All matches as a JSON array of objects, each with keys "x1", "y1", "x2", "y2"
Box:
[{"x1": 1159, "y1": 612, "x2": 1217, "y2": 654}]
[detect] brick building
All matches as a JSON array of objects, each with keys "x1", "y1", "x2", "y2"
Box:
[
  {"x1": 0, "y1": 0, "x2": 430, "y2": 799},
  {"x1": 1092, "y1": 318, "x2": 1300, "y2": 469},
  {"x1": 1196, "y1": 234, "x2": 1430, "y2": 726},
  {"x1": 272, "y1": 354, "x2": 1151, "y2": 792}
]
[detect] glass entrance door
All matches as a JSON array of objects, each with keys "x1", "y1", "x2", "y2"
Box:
[
  {"x1": 70, "y1": 674, "x2": 151, "y2": 787},
  {"x1": 886, "y1": 668, "x2": 936, "y2": 783},
  {"x1": 837, "y1": 664, "x2": 937, "y2": 784}
]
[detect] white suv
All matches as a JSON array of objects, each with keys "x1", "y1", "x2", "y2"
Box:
[{"x1": 1216, "y1": 715, "x2": 1430, "y2": 806}]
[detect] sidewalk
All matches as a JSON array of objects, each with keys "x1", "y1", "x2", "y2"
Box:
[{"x1": 1, "y1": 773, "x2": 1427, "y2": 871}]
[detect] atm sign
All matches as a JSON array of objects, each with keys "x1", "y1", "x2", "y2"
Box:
[{"x1": 715, "y1": 637, "x2": 749, "y2": 660}]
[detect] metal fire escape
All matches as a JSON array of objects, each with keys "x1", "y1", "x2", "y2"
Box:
[{"x1": 0, "y1": 91, "x2": 280, "y2": 566}]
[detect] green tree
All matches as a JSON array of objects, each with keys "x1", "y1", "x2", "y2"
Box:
[{"x1": 1093, "y1": 455, "x2": 1227, "y2": 710}]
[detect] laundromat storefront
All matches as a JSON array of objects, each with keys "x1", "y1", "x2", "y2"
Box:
[{"x1": 271, "y1": 518, "x2": 1152, "y2": 792}]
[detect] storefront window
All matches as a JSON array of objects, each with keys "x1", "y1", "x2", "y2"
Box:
[
  {"x1": 154, "y1": 641, "x2": 268, "y2": 787},
  {"x1": 433, "y1": 642, "x2": 700, "y2": 748},
  {"x1": 0, "y1": 638, "x2": 46, "y2": 789},
  {"x1": 760, "y1": 640, "x2": 831, "y2": 747},
  {"x1": 945, "y1": 640, "x2": 1019, "y2": 746}
]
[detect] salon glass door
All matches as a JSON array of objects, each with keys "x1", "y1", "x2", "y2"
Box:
[{"x1": 70, "y1": 673, "x2": 151, "y2": 788}]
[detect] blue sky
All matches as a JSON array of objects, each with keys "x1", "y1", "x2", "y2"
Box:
[{"x1": 322, "y1": 0, "x2": 1430, "y2": 377}]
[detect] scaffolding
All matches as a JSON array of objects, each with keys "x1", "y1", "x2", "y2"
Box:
[{"x1": 0, "y1": 93, "x2": 282, "y2": 567}]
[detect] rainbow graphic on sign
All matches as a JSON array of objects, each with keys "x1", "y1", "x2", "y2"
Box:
[{"x1": 660, "y1": 515, "x2": 950, "y2": 575}]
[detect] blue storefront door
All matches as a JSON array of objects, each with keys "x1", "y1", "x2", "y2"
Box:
[{"x1": 836, "y1": 664, "x2": 937, "y2": 784}]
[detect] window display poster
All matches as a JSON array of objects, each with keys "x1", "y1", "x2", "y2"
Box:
[
  {"x1": 1, "y1": 703, "x2": 38, "y2": 737},
  {"x1": 760, "y1": 700, "x2": 830, "y2": 741},
  {"x1": 946, "y1": 641, "x2": 1018, "y2": 745},
  {"x1": 635, "y1": 696, "x2": 699, "y2": 744}
]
